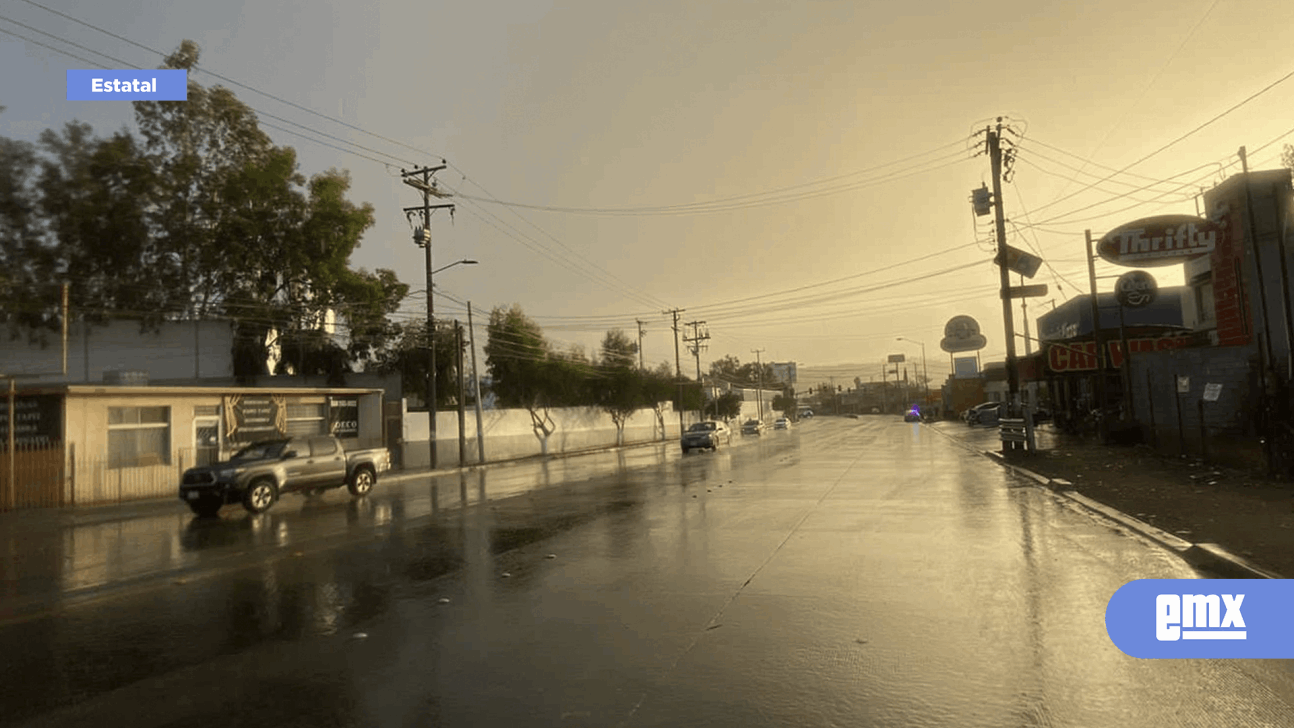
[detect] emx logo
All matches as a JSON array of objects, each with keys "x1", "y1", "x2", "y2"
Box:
[
  {"x1": 1156, "y1": 594, "x2": 1245, "y2": 641},
  {"x1": 1107, "y1": 580, "x2": 1291, "y2": 658}
]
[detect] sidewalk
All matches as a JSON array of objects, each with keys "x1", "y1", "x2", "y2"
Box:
[
  {"x1": 0, "y1": 437, "x2": 675, "y2": 534},
  {"x1": 933, "y1": 420, "x2": 1294, "y2": 579}
]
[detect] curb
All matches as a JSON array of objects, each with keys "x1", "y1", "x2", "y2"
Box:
[{"x1": 970, "y1": 438, "x2": 1283, "y2": 580}]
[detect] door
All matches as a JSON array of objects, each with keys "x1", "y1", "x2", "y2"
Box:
[
  {"x1": 194, "y1": 417, "x2": 220, "y2": 467},
  {"x1": 306, "y1": 437, "x2": 347, "y2": 486}
]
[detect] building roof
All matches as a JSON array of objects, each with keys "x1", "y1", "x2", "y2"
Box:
[{"x1": 1036, "y1": 288, "x2": 1188, "y2": 342}]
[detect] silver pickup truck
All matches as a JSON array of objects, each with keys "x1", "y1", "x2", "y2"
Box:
[{"x1": 179, "y1": 436, "x2": 391, "y2": 517}]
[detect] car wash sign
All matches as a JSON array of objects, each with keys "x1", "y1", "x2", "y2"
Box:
[
  {"x1": 1047, "y1": 335, "x2": 1193, "y2": 372},
  {"x1": 1097, "y1": 215, "x2": 1222, "y2": 267}
]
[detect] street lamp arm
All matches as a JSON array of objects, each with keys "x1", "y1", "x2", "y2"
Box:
[{"x1": 432, "y1": 259, "x2": 479, "y2": 276}]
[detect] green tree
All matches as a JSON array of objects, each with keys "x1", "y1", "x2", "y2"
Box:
[
  {"x1": 0, "y1": 119, "x2": 58, "y2": 339},
  {"x1": 708, "y1": 355, "x2": 741, "y2": 382},
  {"x1": 133, "y1": 41, "x2": 404, "y2": 376},
  {"x1": 485, "y1": 304, "x2": 595, "y2": 454},
  {"x1": 370, "y1": 320, "x2": 461, "y2": 407},
  {"x1": 592, "y1": 329, "x2": 643, "y2": 445},
  {"x1": 641, "y1": 361, "x2": 676, "y2": 440},
  {"x1": 705, "y1": 391, "x2": 743, "y2": 421},
  {"x1": 771, "y1": 393, "x2": 797, "y2": 416}
]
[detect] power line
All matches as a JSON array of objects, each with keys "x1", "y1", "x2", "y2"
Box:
[{"x1": 449, "y1": 139, "x2": 974, "y2": 216}]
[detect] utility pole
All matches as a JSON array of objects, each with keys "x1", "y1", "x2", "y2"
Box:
[
  {"x1": 636, "y1": 319, "x2": 646, "y2": 372},
  {"x1": 753, "y1": 349, "x2": 765, "y2": 421},
  {"x1": 402, "y1": 163, "x2": 454, "y2": 471},
  {"x1": 986, "y1": 120, "x2": 1020, "y2": 415},
  {"x1": 456, "y1": 320, "x2": 466, "y2": 467},
  {"x1": 468, "y1": 302, "x2": 485, "y2": 464},
  {"x1": 684, "y1": 320, "x2": 709, "y2": 417},
  {"x1": 665, "y1": 308, "x2": 685, "y2": 436},
  {"x1": 1085, "y1": 229, "x2": 1109, "y2": 444}
]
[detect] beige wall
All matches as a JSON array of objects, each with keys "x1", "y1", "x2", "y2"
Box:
[{"x1": 63, "y1": 388, "x2": 384, "y2": 505}]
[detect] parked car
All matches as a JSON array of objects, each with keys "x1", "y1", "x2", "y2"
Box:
[
  {"x1": 741, "y1": 419, "x2": 765, "y2": 435},
  {"x1": 773, "y1": 417, "x2": 790, "y2": 430},
  {"x1": 179, "y1": 436, "x2": 391, "y2": 517},
  {"x1": 963, "y1": 401, "x2": 1003, "y2": 426},
  {"x1": 682, "y1": 421, "x2": 732, "y2": 453}
]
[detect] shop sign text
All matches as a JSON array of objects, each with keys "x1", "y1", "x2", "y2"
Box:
[{"x1": 1047, "y1": 336, "x2": 1193, "y2": 373}]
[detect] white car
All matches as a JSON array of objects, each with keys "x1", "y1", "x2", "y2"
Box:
[{"x1": 773, "y1": 417, "x2": 790, "y2": 430}]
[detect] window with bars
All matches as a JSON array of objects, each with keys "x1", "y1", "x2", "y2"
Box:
[{"x1": 108, "y1": 406, "x2": 171, "y2": 468}]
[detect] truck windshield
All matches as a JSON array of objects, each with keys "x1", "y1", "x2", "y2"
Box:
[{"x1": 231, "y1": 441, "x2": 289, "y2": 460}]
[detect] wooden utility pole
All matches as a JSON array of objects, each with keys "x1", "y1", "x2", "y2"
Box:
[
  {"x1": 752, "y1": 349, "x2": 766, "y2": 420},
  {"x1": 456, "y1": 321, "x2": 466, "y2": 467},
  {"x1": 402, "y1": 164, "x2": 454, "y2": 470},
  {"x1": 684, "y1": 321, "x2": 709, "y2": 416},
  {"x1": 665, "y1": 308, "x2": 685, "y2": 436},
  {"x1": 987, "y1": 121, "x2": 1019, "y2": 414},
  {"x1": 468, "y1": 302, "x2": 486, "y2": 464},
  {"x1": 636, "y1": 319, "x2": 646, "y2": 371}
]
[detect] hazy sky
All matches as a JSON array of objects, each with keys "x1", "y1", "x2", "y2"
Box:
[{"x1": 4, "y1": 0, "x2": 1293, "y2": 388}]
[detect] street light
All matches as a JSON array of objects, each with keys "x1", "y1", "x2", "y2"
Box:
[
  {"x1": 419, "y1": 240, "x2": 478, "y2": 471},
  {"x1": 896, "y1": 337, "x2": 929, "y2": 415}
]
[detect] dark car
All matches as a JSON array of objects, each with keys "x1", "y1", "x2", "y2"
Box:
[
  {"x1": 904, "y1": 406, "x2": 922, "y2": 422},
  {"x1": 681, "y1": 421, "x2": 731, "y2": 453},
  {"x1": 741, "y1": 419, "x2": 765, "y2": 435},
  {"x1": 963, "y1": 401, "x2": 1003, "y2": 426}
]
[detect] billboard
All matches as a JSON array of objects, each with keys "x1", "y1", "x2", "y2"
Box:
[
  {"x1": 769, "y1": 362, "x2": 797, "y2": 385},
  {"x1": 953, "y1": 357, "x2": 980, "y2": 379}
]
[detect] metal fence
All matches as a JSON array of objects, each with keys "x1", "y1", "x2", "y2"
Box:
[
  {"x1": 0, "y1": 444, "x2": 205, "y2": 510},
  {"x1": 0, "y1": 444, "x2": 65, "y2": 510},
  {"x1": 72, "y1": 446, "x2": 200, "y2": 506}
]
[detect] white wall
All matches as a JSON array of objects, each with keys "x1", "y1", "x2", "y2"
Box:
[{"x1": 400, "y1": 403, "x2": 689, "y2": 469}]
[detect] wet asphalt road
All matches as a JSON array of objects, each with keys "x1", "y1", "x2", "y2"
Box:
[{"x1": 5, "y1": 416, "x2": 1294, "y2": 727}]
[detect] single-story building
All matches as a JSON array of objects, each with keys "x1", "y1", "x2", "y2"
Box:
[{"x1": 1, "y1": 383, "x2": 386, "y2": 509}]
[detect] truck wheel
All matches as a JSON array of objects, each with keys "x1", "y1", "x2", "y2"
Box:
[
  {"x1": 348, "y1": 466, "x2": 375, "y2": 497},
  {"x1": 243, "y1": 479, "x2": 278, "y2": 514},
  {"x1": 188, "y1": 499, "x2": 222, "y2": 518}
]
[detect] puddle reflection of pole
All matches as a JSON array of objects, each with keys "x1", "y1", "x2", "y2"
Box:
[{"x1": 1015, "y1": 490, "x2": 1044, "y2": 717}]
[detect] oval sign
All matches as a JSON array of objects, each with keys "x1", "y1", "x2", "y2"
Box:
[
  {"x1": 1096, "y1": 215, "x2": 1222, "y2": 268},
  {"x1": 1116, "y1": 270, "x2": 1158, "y2": 308},
  {"x1": 941, "y1": 315, "x2": 987, "y2": 353}
]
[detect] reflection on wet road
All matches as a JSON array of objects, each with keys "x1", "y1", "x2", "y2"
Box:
[{"x1": 4, "y1": 417, "x2": 1294, "y2": 727}]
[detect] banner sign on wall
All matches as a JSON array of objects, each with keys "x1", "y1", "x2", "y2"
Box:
[
  {"x1": 224, "y1": 394, "x2": 287, "y2": 443},
  {"x1": 328, "y1": 397, "x2": 360, "y2": 439},
  {"x1": 0, "y1": 394, "x2": 62, "y2": 450}
]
